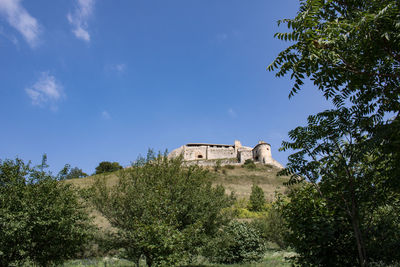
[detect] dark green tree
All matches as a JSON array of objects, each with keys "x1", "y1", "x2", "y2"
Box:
[
  {"x1": 268, "y1": 0, "x2": 400, "y2": 184},
  {"x1": 95, "y1": 161, "x2": 123, "y2": 174},
  {"x1": 278, "y1": 108, "x2": 400, "y2": 266},
  {"x1": 0, "y1": 157, "x2": 93, "y2": 266},
  {"x1": 268, "y1": 0, "x2": 399, "y2": 114},
  {"x1": 58, "y1": 164, "x2": 88, "y2": 180},
  {"x1": 248, "y1": 184, "x2": 265, "y2": 212},
  {"x1": 269, "y1": 1, "x2": 400, "y2": 266},
  {"x1": 91, "y1": 153, "x2": 234, "y2": 266}
]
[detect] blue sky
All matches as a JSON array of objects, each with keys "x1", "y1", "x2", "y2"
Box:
[{"x1": 0, "y1": 0, "x2": 331, "y2": 174}]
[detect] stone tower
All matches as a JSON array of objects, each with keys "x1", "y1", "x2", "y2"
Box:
[{"x1": 252, "y1": 141, "x2": 273, "y2": 164}]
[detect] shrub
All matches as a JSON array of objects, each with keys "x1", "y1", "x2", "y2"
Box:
[
  {"x1": 251, "y1": 197, "x2": 288, "y2": 248},
  {"x1": 0, "y1": 157, "x2": 93, "y2": 266},
  {"x1": 95, "y1": 161, "x2": 123, "y2": 174},
  {"x1": 214, "y1": 159, "x2": 222, "y2": 172},
  {"x1": 242, "y1": 159, "x2": 256, "y2": 170},
  {"x1": 249, "y1": 184, "x2": 265, "y2": 212},
  {"x1": 205, "y1": 221, "x2": 266, "y2": 264},
  {"x1": 225, "y1": 165, "x2": 235, "y2": 169}
]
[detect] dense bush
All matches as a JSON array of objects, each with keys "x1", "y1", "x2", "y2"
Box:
[
  {"x1": 91, "y1": 154, "x2": 234, "y2": 266},
  {"x1": 242, "y1": 159, "x2": 256, "y2": 169},
  {"x1": 248, "y1": 184, "x2": 265, "y2": 212},
  {"x1": 251, "y1": 197, "x2": 288, "y2": 249},
  {"x1": 95, "y1": 161, "x2": 123, "y2": 174},
  {"x1": 281, "y1": 184, "x2": 400, "y2": 266},
  {"x1": 0, "y1": 157, "x2": 93, "y2": 266},
  {"x1": 205, "y1": 221, "x2": 266, "y2": 264}
]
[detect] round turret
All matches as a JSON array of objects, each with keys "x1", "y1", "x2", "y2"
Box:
[{"x1": 252, "y1": 141, "x2": 272, "y2": 164}]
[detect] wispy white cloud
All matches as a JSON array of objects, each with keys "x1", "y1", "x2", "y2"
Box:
[
  {"x1": 0, "y1": 0, "x2": 41, "y2": 47},
  {"x1": 105, "y1": 63, "x2": 127, "y2": 74},
  {"x1": 216, "y1": 33, "x2": 228, "y2": 43},
  {"x1": 114, "y1": 64, "x2": 126, "y2": 73},
  {"x1": 228, "y1": 108, "x2": 237, "y2": 118},
  {"x1": 25, "y1": 72, "x2": 64, "y2": 109},
  {"x1": 101, "y1": 110, "x2": 111, "y2": 120},
  {"x1": 67, "y1": 0, "x2": 95, "y2": 42}
]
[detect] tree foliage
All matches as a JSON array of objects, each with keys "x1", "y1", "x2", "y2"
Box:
[
  {"x1": 268, "y1": 0, "x2": 399, "y2": 111},
  {"x1": 251, "y1": 194, "x2": 288, "y2": 249},
  {"x1": 248, "y1": 184, "x2": 265, "y2": 212},
  {"x1": 58, "y1": 164, "x2": 88, "y2": 180},
  {"x1": 0, "y1": 157, "x2": 93, "y2": 266},
  {"x1": 94, "y1": 161, "x2": 123, "y2": 175},
  {"x1": 269, "y1": 1, "x2": 400, "y2": 266},
  {"x1": 277, "y1": 106, "x2": 400, "y2": 266},
  {"x1": 205, "y1": 221, "x2": 266, "y2": 264},
  {"x1": 268, "y1": 0, "x2": 400, "y2": 182},
  {"x1": 91, "y1": 153, "x2": 234, "y2": 266}
]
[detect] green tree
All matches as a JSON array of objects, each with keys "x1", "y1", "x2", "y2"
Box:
[
  {"x1": 269, "y1": 1, "x2": 400, "y2": 266},
  {"x1": 278, "y1": 108, "x2": 400, "y2": 266},
  {"x1": 268, "y1": 0, "x2": 400, "y2": 188},
  {"x1": 94, "y1": 161, "x2": 123, "y2": 174},
  {"x1": 0, "y1": 157, "x2": 93, "y2": 266},
  {"x1": 91, "y1": 153, "x2": 234, "y2": 266},
  {"x1": 248, "y1": 184, "x2": 265, "y2": 212},
  {"x1": 58, "y1": 164, "x2": 88, "y2": 180}
]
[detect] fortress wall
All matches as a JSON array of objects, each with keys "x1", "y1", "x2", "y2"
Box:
[
  {"x1": 168, "y1": 146, "x2": 184, "y2": 159},
  {"x1": 207, "y1": 147, "x2": 236, "y2": 160},
  {"x1": 168, "y1": 140, "x2": 283, "y2": 169},
  {"x1": 183, "y1": 146, "x2": 207, "y2": 161},
  {"x1": 238, "y1": 150, "x2": 252, "y2": 163}
]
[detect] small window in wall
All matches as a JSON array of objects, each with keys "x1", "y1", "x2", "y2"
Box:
[
  {"x1": 197, "y1": 155, "x2": 203, "y2": 159},
  {"x1": 255, "y1": 156, "x2": 259, "y2": 161}
]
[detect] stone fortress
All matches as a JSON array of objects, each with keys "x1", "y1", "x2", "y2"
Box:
[{"x1": 168, "y1": 140, "x2": 283, "y2": 168}]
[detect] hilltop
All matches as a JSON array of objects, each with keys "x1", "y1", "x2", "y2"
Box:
[{"x1": 68, "y1": 163, "x2": 289, "y2": 201}]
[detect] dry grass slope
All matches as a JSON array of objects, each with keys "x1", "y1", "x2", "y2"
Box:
[
  {"x1": 210, "y1": 164, "x2": 289, "y2": 201},
  {"x1": 67, "y1": 163, "x2": 288, "y2": 200}
]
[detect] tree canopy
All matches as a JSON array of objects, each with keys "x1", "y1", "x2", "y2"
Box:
[
  {"x1": 269, "y1": 0, "x2": 400, "y2": 266},
  {"x1": 0, "y1": 157, "x2": 93, "y2": 266},
  {"x1": 91, "y1": 153, "x2": 234, "y2": 266},
  {"x1": 95, "y1": 161, "x2": 123, "y2": 175}
]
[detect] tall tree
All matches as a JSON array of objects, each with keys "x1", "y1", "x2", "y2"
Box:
[
  {"x1": 279, "y1": 108, "x2": 400, "y2": 266},
  {"x1": 268, "y1": 0, "x2": 400, "y2": 161},
  {"x1": 269, "y1": 1, "x2": 400, "y2": 266}
]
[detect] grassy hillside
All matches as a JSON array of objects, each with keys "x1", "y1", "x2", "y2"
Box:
[
  {"x1": 67, "y1": 163, "x2": 289, "y2": 228},
  {"x1": 64, "y1": 163, "x2": 293, "y2": 266},
  {"x1": 67, "y1": 163, "x2": 289, "y2": 201},
  {"x1": 210, "y1": 164, "x2": 289, "y2": 200}
]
